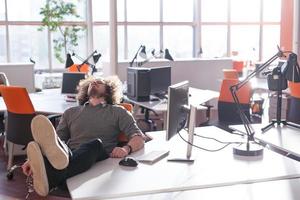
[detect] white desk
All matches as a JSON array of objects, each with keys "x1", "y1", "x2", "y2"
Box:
[
  {"x1": 67, "y1": 126, "x2": 300, "y2": 200},
  {"x1": 230, "y1": 124, "x2": 300, "y2": 159},
  {"x1": 109, "y1": 178, "x2": 300, "y2": 200},
  {"x1": 0, "y1": 88, "x2": 77, "y2": 114}
]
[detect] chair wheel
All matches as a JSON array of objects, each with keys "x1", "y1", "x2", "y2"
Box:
[{"x1": 6, "y1": 171, "x2": 13, "y2": 180}]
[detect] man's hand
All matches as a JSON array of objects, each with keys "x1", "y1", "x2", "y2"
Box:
[
  {"x1": 22, "y1": 160, "x2": 32, "y2": 176},
  {"x1": 110, "y1": 147, "x2": 129, "y2": 158}
]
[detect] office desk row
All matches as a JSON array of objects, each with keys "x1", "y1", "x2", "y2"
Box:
[{"x1": 67, "y1": 126, "x2": 300, "y2": 200}]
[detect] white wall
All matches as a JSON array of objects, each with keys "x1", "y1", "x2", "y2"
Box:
[
  {"x1": 0, "y1": 63, "x2": 35, "y2": 93},
  {"x1": 103, "y1": 58, "x2": 232, "y2": 91}
]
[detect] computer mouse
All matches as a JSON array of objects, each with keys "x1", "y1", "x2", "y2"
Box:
[{"x1": 119, "y1": 157, "x2": 138, "y2": 167}]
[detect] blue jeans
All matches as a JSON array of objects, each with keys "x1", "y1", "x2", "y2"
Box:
[{"x1": 44, "y1": 139, "x2": 109, "y2": 189}]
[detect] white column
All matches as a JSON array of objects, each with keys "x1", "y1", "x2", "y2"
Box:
[
  {"x1": 87, "y1": 0, "x2": 94, "y2": 56},
  {"x1": 109, "y1": 0, "x2": 118, "y2": 75}
]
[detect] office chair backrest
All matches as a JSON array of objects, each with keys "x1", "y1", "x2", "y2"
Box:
[
  {"x1": 67, "y1": 64, "x2": 89, "y2": 73},
  {"x1": 223, "y1": 69, "x2": 239, "y2": 79},
  {"x1": 117, "y1": 103, "x2": 133, "y2": 144},
  {"x1": 287, "y1": 81, "x2": 300, "y2": 124},
  {"x1": 0, "y1": 86, "x2": 35, "y2": 145},
  {"x1": 218, "y1": 79, "x2": 252, "y2": 123},
  {"x1": 219, "y1": 79, "x2": 252, "y2": 104},
  {"x1": 288, "y1": 81, "x2": 300, "y2": 98}
]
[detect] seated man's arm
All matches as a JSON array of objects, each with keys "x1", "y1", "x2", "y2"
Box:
[{"x1": 125, "y1": 133, "x2": 145, "y2": 153}]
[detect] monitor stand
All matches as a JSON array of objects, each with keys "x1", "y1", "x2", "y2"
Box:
[
  {"x1": 65, "y1": 95, "x2": 77, "y2": 102},
  {"x1": 167, "y1": 104, "x2": 197, "y2": 163}
]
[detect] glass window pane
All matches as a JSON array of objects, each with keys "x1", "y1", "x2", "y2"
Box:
[
  {"x1": 127, "y1": 26, "x2": 159, "y2": 60},
  {"x1": 231, "y1": 0, "x2": 260, "y2": 22},
  {"x1": 9, "y1": 26, "x2": 48, "y2": 69},
  {"x1": 117, "y1": 26, "x2": 125, "y2": 60},
  {"x1": 0, "y1": 0, "x2": 5, "y2": 20},
  {"x1": 201, "y1": 25, "x2": 227, "y2": 58},
  {"x1": 163, "y1": 0, "x2": 193, "y2": 22},
  {"x1": 92, "y1": 0, "x2": 109, "y2": 21},
  {"x1": 127, "y1": 0, "x2": 159, "y2": 22},
  {"x1": 0, "y1": 27, "x2": 6, "y2": 62},
  {"x1": 263, "y1": 0, "x2": 281, "y2": 22},
  {"x1": 262, "y1": 25, "x2": 280, "y2": 60},
  {"x1": 62, "y1": 0, "x2": 86, "y2": 21},
  {"x1": 231, "y1": 25, "x2": 260, "y2": 61},
  {"x1": 201, "y1": 0, "x2": 228, "y2": 22},
  {"x1": 163, "y1": 26, "x2": 193, "y2": 58},
  {"x1": 117, "y1": 0, "x2": 125, "y2": 22},
  {"x1": 93, "y1": 26, "x2": 109, "y2": 61},
  {"x1": 7, "y1": 0, "x2": 46, "y2": 21},
  {"x1": 51, "y1": 27, "x2": 86, "y2": 69}
]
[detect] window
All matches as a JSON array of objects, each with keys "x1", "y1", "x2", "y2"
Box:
[
  {"x1": 7, "y1": 0, "x2": 46, "y2": 21},
  {"x1": 0, "y1": 27, "x2": 6, "y2": 62},
  {"x1": 0, "y1": 0, "x2": 292, "y2": 71},
  {"x1": 9, "y1": 26, "x2": 48, "y2": 68},
  {"x1": 163, "y1": 26, "x2": 193, "y2": 58}
]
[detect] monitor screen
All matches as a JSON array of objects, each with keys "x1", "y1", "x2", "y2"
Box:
[
  {"x1": 61, "y1": 72, "x2": 86, "y2": 95},
  {"x1": 150, "y1": 66, "x2": 171, "y2": 97},
  {"x1": 166, "y1": 81, "x2": 189, "y2": 141}
]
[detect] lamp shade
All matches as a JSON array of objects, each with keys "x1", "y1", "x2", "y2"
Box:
[
  {"x1": 164, "y1": 49, "x2": 174, "y2": 61},
  {"x1": 283, "y1": 53, "x2": 300, "y2": 83},
  {"x1": 92, "y1": 52, "x2": 102, "y2": 64},
  {"x1": 139, "y1": 45, "x2": 147, "y2": 59},
  {"x1": 65, "y1": 53, "x2": 74, "y2": 68}
]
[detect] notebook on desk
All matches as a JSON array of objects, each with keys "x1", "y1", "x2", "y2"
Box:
[{"x1": 136, "y1": 150, "x2": 170, "y2": 164}]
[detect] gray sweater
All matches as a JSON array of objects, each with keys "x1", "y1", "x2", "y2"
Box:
[{"x1": 56, "y1": 103, "x2": 142, "y2": 153}]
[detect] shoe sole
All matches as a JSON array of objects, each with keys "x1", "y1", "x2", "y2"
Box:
[
  {"x1": 31, "y1": 115, "x2": 69, "y2": 170},
  {"x1": 27, "y1": 141, "x2": 49, "y2": 197}
]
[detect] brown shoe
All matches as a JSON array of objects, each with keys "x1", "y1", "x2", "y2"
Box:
[
  {"x1": 27, "y1": 141, "x2": 49, "y2": 197},
  {"x1": 31, "y1": 115, "x2": 69, "y2": 170}
]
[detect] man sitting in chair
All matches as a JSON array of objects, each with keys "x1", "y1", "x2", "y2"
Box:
[{"x1": 22, "y1": 76, "x2": 145, "y2": 197}]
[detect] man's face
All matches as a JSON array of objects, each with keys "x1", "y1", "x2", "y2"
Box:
[{"x1": 87, "y1": 80, "x2": 106, "y2": 98}]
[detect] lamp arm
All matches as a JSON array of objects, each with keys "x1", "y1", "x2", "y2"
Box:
[
  {"x1": 229, "y1": 49, "x2": 284, "y2": 141},
  {"x1": 234, "y1": 50, "x2": 283, "y2": 91},
  {"x1": 129, "y1": 45, "x2": 143, "y2": 67},
  {"x1": 72, "y1": 51, "x2": 98, "y2": 73}
]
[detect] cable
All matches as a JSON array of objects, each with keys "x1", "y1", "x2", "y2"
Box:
[
  {"x1": 178, "y1": 131, "x2": 241, "y2": 152},
  {"x1": 183, "y1": 128, "x2": 242, "y2": 144}
]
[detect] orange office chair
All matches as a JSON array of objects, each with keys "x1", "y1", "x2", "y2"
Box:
[
  {"x1": 67, "y1": 64, "x2": 90, "y2": 73},
  {"x1": 287, "y1": 81, "x2": 300, "y2": 124},
  {"x1": 200, "y1": 78, "x2": 252, "y2": 132},
  {"x1": 117, "y1": 103, "x2": 133, "y2": 145},
  {"x1": 232, "y1": 61, "x2": 244, "y2": 76},
  {"x1": 218, "y1": 78, "x2": 252, "y2": 124},
  {"x1": 0, "y1": 72, "x2": 9, "y2": 135},
  {"x1": 0, "y1": 86, "x2": 35, "y2": 173}
]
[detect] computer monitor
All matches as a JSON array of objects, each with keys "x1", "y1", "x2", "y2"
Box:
[
  {"x1": 150, "y1": 66, "x2": 171, "y2": 98},
  {"x1": 61, "y1": 72, "x2": 86, "y2": 100},
  {"x1": 166, "y1": 81, "x2": 197, "y2": 162}
]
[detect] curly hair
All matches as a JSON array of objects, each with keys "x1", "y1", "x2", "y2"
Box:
[{"x1": 76, "y1": 76, "x2": 123, "y2": 105}]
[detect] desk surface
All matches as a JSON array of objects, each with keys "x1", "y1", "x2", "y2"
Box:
[
  {"x1": 230, "y1": 124, "x2": 300, "y2": 158},
  {"x1": 67, "y1": 126, "x2": 300, "y2": 200},
  {"x1": 124, "y1": 87, "x2": 219, "y2": 112},
  {"x1": 109, "y1": 178, "x2": 300, "y2": 200},
  {"x1": 0, "y1": 88, "x2": 77, "y2": 114}
]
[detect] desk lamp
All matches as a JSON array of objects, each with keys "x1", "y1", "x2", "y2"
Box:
[
  {"x1": 230, "y1": 47, "x2": 285, "y2": 156},
  {"x1": 136, "y1": 48, "x2": 174, "y2": 67},
  {"x1": 71, "y1": 50, "x2": 101, "y2": 75},
  {"x1": 261, "y1": 52, "x2": 300, "y2": 132},
  {"x1": 129, "y1": 45, "x2": 147, "y2": 67}
]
